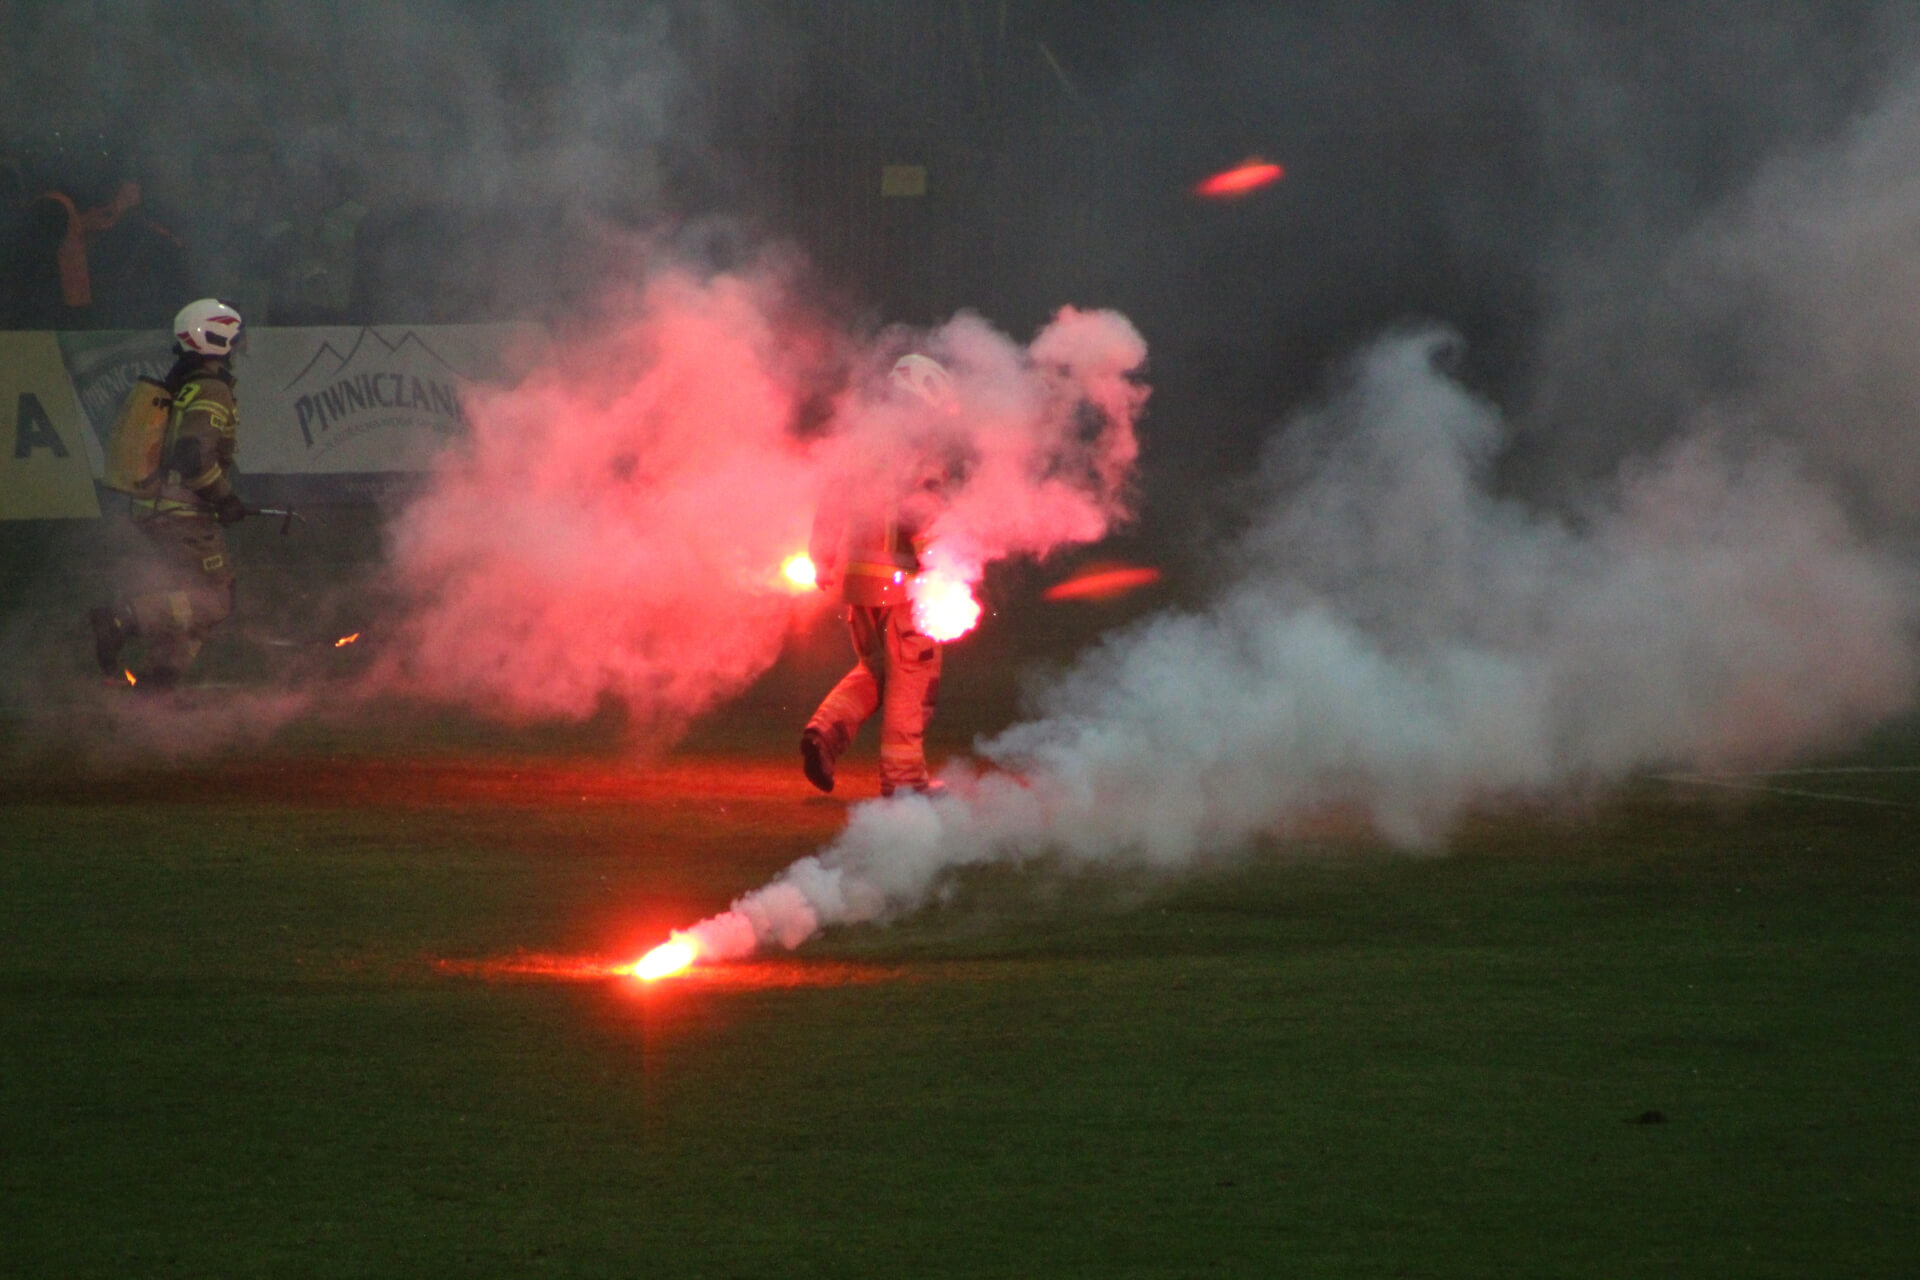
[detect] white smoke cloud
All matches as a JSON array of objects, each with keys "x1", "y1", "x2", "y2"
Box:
[
  {"x1": 675, "y1": 325, "x2": 1917, "y2": 961},
  {"x1": 1522, "y1": 63, "x2": 1920, "y2": 531}
]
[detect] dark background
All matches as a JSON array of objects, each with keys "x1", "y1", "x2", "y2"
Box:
[{"x1": 5, "y1": 1, "x2": 1918, "y2": 531}]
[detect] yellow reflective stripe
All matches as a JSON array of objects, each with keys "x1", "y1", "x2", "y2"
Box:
[
  {"x1": 131, "y1": 498, "x2": 211, "y2": 517},
  {"x1": 167, "y1": 592, "x2": 193, "y2": 629},
  {"x1": 177, "y1": 401, "x2": 233, "y2": 429}
]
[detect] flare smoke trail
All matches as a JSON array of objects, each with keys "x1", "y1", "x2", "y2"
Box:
[
  {"x1": 674, "y1": 324, "x2": 1916, "y2": 961},
  {"x1": 376, "y1": 263, "x2": 1146, "y2": 727},
  {"x1": 662, "y1": 49, "x2": 1920, "y2": 963}
]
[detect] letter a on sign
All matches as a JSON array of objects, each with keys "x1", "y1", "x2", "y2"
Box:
[
  {"x1": 0, "y1": 332, "x2": 101, "y2": 519},
  {"x1": 14, "y1": 393, "x2": 70, "y2": 458}
]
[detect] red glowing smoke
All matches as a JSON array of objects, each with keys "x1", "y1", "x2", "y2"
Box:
[
  {"x1": 906, "y1": 308, "x2": 1148, "y2": 590},
  {"x1": 378, "y1": 270, "x2": 822, "y2": 728},
  {"x1": 378, "y1": 268, "x2": 1149, "y2": 730}
]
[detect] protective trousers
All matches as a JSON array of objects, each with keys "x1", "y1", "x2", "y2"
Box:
[
  {"x1": 125, "y1": 516, "x2": 234, "y2": 678},
  {"x1": 806, "y1": 604, "x2": 942, "y2": 792}
]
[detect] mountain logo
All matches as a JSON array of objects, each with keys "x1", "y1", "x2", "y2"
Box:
[{"x1": 286, "y1": 327, "x2": 470, "y2": 450}]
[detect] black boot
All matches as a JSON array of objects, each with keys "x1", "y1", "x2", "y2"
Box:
[
  {"x1": 801, "y1": 728, "x2": 835, "y2": 793},
  {"x1": 89, "y1": 606, "x2": 135, "y2": 675}
]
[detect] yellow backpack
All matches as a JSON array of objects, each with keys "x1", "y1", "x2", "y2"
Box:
[{"x1": 102, "y1": 377, "x2": 173, "y2": 495}]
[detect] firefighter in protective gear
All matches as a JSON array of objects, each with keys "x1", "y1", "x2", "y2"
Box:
[
  {"x1": 801, "y1": 355, "x2": 957, "y2": 798},
  {"x1": 89, "y1": 299, "x2": 248, "y2": 687}
]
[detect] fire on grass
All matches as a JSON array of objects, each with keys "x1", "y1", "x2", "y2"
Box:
[{"x1": 431, "y1": 951, "x2": 905, "y2": 991}]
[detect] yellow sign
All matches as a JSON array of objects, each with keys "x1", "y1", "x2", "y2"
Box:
[
  {"x1": 0, "y1": 332, "x2": 101, "y2": 519},
  {"x1": 881, "y1": 165, "x2": 928, "y2": 197}
]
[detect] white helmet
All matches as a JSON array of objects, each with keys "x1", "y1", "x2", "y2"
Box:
[
  {"x1": 889, "y1": 353, "x2": 959, "y2": 414},
  {"x1": 172, "y1": 298, "x2": 244, "y2": 356}
]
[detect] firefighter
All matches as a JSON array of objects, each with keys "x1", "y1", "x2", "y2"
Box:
[
  {"x1": 89, "y1": 298, "x2": 249, "y2": 688},
  {"x1": 801, "y1": 354, "x2": 957, "y2": 798}
]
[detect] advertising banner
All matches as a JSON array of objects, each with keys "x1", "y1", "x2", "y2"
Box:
[
  {"x1": 235, "y1": 323, "x2": 545, "y2": 474},
  {"x1": 0, "y1": 331, "x2": 103, "y2": 520},
  {"x1": 1, "y1": 322, "x2": 545, "y2": 518}
]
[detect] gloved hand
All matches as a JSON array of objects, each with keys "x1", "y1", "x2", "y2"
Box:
[{"x1": 214, "y1": 494, "x2": 248, "y2": 525}]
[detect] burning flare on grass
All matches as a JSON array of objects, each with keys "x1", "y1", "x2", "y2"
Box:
[
  {"x1": 781, "y1": 553, "x2": 818, "y2": 590},
  {"x1": 124, "y1": 669, "x2": 136, "y2": 687},
  {"x1": 641, "y1": 313, "x2": 1920, "y2": 968},
  {"x1": 1195, "y1": 159, "x2": 1284, "y2": 198},
  {"x1": 335, "y1": 633, "x2": 361, "y2": 648},
  {"x1": 633, "y1": 935, "x2": 698, "y2": 980}
]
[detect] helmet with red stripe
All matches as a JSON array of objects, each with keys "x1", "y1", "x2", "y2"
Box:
[
  {"x1": 172, "y1": 298, "x2": 244, "y2": 357},
  {"x1": 889, "y1": 353, "x2": 959, "y2": 414}
]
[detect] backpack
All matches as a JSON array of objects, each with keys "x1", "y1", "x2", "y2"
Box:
[{"x1": 103, "y1": 376, "x2": 173, "y2": 495}]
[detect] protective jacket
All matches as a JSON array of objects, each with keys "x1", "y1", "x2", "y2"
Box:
[
  {"x1": 133, "y1": 360, "x2": 238, "y2": 520},
  {"x1": 803, "y1": 476, "x2": 948, "y2": 793},
  {"x1": 115, "y1": 358, "x2": 240, "y2": 682},
  {"x1": 810, "y1": 480, "x2": 942, "y2": 609},
  {"x1": 838, "y1": 512, "x2": 920, "y2": 608}
]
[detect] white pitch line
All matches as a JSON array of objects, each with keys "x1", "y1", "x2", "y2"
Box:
[
  {"x1": 1696, "y1": 766, "x2": 1920, "y2": 777},
  {"x1": 1655, "y1": 774, "x2": 1920, "y2": 811}
]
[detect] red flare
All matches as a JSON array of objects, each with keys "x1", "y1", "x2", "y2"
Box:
[
  {"x1": 781, "y1": 553, "x2": 817, "y2": 590},
  {"x1": 910, "y1": 571, "x2": 982, "y2": 641},
  {"x1": 431, "y1": 952, "x2": 905, "y2": 990},
  {"x1": 633, "y1": 937, "x2": 697, "y2": 981},
  {"x1": 1043, "y1": 564, "x2": 1161, "y2": 602},
  {"x1": 1194, "y1": 160, "x2": 1284, "y2": 199},
  {"x1": 335, "y1": 633, "x2": 361, "y2": 648}
]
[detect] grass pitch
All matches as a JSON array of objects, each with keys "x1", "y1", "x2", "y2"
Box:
[
  {"x1": 1, "y1": 519, "x2": 1914, "y2": 1278},
  {"x1": 3, "y1": 724, "x2": 1916, "y2": 1278}
]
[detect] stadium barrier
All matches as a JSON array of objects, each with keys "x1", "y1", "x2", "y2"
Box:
[{"x1": 1, "y1": 323, "x2": 546, "y2": 519}]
